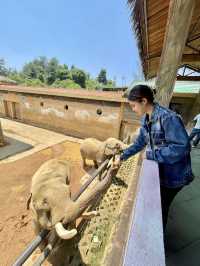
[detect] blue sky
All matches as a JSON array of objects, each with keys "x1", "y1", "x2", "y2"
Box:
[{"x1": 0, "y1": 0, "x2": 140, "y2": 86}]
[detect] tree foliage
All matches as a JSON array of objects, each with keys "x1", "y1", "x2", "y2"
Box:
[
  {"x1": 0, "y1": 58, "x2": 8, "y2": 76},
  {"x1": 51, "y1": 79, "x2": 81, "y2": 89},
  {"x1": 0, "y1": 57, "x2": 116, "y2": 90},
  {"x1": 71, "y1": 68, "x2": 86, "y2": 88},
  {"x1": 97, "y1": 69, "x2": 107, "y2": 85}
]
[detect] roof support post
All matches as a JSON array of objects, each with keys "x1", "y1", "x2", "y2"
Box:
[{"x1": 155, "y1": 0, "x2": 196, "y2": 106}]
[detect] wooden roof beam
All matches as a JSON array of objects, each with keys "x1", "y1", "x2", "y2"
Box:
[
  {"x1": 155, "y1": 0, "x2": 196, "y2": 106},
  {"x1": 177, "y1": 76, "x2": 200, "y2": 81},
  {"x1": 147, "y1": 53, "x2": 200, "y2": 62}
]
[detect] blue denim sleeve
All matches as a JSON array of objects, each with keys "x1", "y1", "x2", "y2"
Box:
[
  {"x1": 120, "y1": 126, "x2": 147, "y2": 161},
  {"x1": 147, "y1": 115, "x2": 190, "y2": 164}
]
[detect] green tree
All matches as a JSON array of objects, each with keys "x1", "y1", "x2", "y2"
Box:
[
  {"x1": 86, "y1": 79, "x2": 102, "y2": 90},
  {"x1": 22, "y1": 56, "x2": 48, "y2": 82},
  {"x1": 0, "y1": 58, "x2": 8, "y2": 76},
  {"x1": 52, "y1": 79, "x2": 81, "y2": 89},
  {"x1": 71, "y1": 68, "x2": 87, "y2": 88},
  {"x1": 56, "y1": 64, "x2": 71, "y2": 81},
  {"x1": 97, "y1": 69, "x2": 107, "y2": 85},
  {"x1": 106, "y1": 79, "x2": 116, "y2": 88},
  {"x1": 8, "y1": 71, "x2": 25, "y2": 84},
  {"x1": 2, "y1": 56, "x2": 116, "y2": 90},
  {"x1": 46, "y1": 57, "x2": 59, "y2": 85},
  {"x1": 23, "y1": 78, "x2": 45, "y2": 87}
]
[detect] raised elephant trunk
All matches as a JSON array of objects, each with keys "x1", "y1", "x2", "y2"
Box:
[{"x1": 62, "y1": 165, "x2": 115, "y2": 225}]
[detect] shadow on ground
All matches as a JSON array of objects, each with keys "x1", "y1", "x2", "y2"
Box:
[{"x1": 0, "y1": 136, "x2": 33, "y2": 160}]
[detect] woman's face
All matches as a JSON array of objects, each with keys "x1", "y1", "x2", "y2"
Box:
[{"x1": 129, "y1": 99, "x2": 147, "y2": 117}]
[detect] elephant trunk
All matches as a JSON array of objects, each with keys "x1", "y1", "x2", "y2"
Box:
[{"x1": 63, "y1": 165, "x2": 115, "y2": 225}]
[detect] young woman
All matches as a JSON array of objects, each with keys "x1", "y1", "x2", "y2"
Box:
[{"x1": 117, "y1": 85, "x2": 194, "y2": 230}]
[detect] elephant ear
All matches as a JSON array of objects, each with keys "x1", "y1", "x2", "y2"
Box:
[{"x1": 26, "y1": 193, "x2": 32, "y2": 210}]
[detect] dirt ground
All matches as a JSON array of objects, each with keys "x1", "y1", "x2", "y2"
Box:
[{"x1": 0, "y1": 140, "x2": 86, "y2": 266}]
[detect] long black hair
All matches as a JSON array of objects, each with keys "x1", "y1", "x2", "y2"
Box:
[{"x1": 128, "y1": 84, "x2": 155, "y2": 104}]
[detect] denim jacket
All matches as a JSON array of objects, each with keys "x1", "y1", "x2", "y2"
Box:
[{"x1": 121, "y1": 103, "x2": 194, "y2": 188}]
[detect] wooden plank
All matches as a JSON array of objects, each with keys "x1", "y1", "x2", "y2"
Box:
[
  {"x1": 149, "y1": 24, "x2": 166, "y2": 36},
  {"x1": 123, "y1": 159, "x2": 165, "y2": 266},
  {"x1": 148, "y1": 7, "x2": 168, "y2": 23},
  {"x1": 177, "y1": 76, "x2": 200, "y2": 81},
  {"x1": 144, "y1": 0, "x2": 150, "y2": 73},
  {"x1": 147, "y1": 53, "x2": 200, "y2": 63},
  {"x1": 149, "y1": 36, "x2": 165, "y2": 47},
  {"x1": 148, "y1": 3, "x2": 169, "y2": 20},
  {"x1": 148, "y1": 46, "x2": 163, "y2": 55},
  {"x1": 148, "y1": 31, "x2": 166, "y2": 42},
  {"x1": 148, "y1": 19, "x2": 168, "y2": 33},
  {"x1": 148, "y1": 0, "x2": 169, "y2": 17},
  {"x1": 155, "y1": 0, "x2": 196, "y2": 106}
]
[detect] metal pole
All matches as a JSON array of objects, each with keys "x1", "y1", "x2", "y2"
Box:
[
  {"x1": 72, "y1": 158, "x2": 110, "y2": 200},
  {"x1": 32, "y1": 244, "x2": 53, "y2": 266},
  {"x1": 12, "y1": 229, "x2": 49, "y2": 266}
]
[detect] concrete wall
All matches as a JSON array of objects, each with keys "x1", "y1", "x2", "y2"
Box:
[
  {"x1": 120, "y1": 103, "x2": 140, "y2": 141},
  {"x1": 190, "y1": 92, "x2": 200, "y2": 121},
  {"x1": 170, "y1": 96, "x2": 196, "y2": 124},
  {"x1": 0, "y1": 91, "x2": 121, "y2": 140},
  {"x1": 170, "y1": 93, "x2": 200, "y2": 129},
  {"x1": 1, "y1": 89, "x2": 198, "y2": 141}
]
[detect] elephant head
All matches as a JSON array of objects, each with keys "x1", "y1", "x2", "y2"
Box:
[{"x1": 103, "y1": 137, "x2": 128, "y2": 156}]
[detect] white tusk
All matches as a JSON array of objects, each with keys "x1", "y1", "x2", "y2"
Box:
[{"x1": 55, "y1": 222, "x2": 77, "y2": 240}]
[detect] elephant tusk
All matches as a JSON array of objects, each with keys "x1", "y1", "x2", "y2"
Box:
[{"x1": 55, "y1": 222, "x2": 77, "y2": 240}]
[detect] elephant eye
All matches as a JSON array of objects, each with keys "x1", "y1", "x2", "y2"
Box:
[
  {"x1": 106, "y1": 145, "x2": 113, "y2": 150},
  {"x1": 43, "y1": 198, "x2": 48, "y2": 205}
]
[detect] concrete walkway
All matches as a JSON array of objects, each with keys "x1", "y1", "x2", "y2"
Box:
[
  {"x1": 0, "y1": 136, "x2": 32, "y2": 160},
  {"x1": 0, "y1": 118, "x2": 81, "y2": 163},
  {"x1": 165, "y1": 146, "x2": 200, "y2": 266}
]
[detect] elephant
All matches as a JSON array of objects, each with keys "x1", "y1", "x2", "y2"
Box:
[
  {"x1": 28, "y1": 158, "x2": 115, "y2": 265},
  {"x1": 123, "y1": 128, "x2": 140, "y2": 144},
  {"x1": 80, "y1": 137, "x2": 128, "y2": 168}
]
